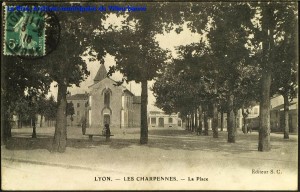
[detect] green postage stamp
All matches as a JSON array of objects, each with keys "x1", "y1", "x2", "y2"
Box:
[{"x1": 3, "y1": 6, "x2": 46, "y2": 56}]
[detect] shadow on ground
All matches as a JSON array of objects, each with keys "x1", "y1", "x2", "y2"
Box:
[
  {"x1": 5, "y1": 128, "x2": 297, "y2": 155},
  {"x1": 5, "y1": 137, "x2": 108, "y2": 152}
]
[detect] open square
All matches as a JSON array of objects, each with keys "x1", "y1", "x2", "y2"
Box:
[{"x1": 2, "y1": 126, "x2": 297, "y2": 190}]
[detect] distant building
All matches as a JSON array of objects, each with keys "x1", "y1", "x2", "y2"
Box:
[
  {"x1": 87, "y1": 64, "x2": 141, "y2": 134},
  {"x1": 242, "y1": 104, "x2": 260, "y2": 130},
  {"x1": 66, "y1": 93, "x2": 88, "y2": 126},
  {"x1": 148, "y1": 111, "x2": 182, "y2": 128},
  {"x1": 269, "y1": 94, "x2": 298, "y2": 133},
  {"x1": 246, "y1": 95, "x2": 298, "y2": 133}
]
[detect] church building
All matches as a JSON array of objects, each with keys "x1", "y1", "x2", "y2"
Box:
[{"x1": 86, "y1": 64, "x2": 141, "y2": 133}]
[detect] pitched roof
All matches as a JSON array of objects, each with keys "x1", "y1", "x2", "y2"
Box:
[
  {"x1": 149, "y1": 111, "x2": 163, "y2": 114},
  {"x1": 67, "y1": 93, "x2": 88, "y2": 100},
  {"x1": 270, "y1": 101, "x2": 297, "y2": 111},
  {"x1": 94, "y1": 64, "x2": 107, "y2": 82},
  {"x1": 124, "y1": 89, "x2": 135, "y2": 96}
]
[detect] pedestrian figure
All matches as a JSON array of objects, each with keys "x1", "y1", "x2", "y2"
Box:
[
  {"x1": 81, "y1": 118, "x2": 86, "y2": 135},
  {"x1": 249, "y1": 126, "x2": 252, "y2": 133},
  {"x1": 247, "y1": 123, "x2": 252, "y2": 133},
  {"x1": 105, "y1": 123, "x2": 111, "y2": 142},
  {"x1": 196, "y1": 127, "x2": 201, "y2": 135},
  {"x1": 243, "y1": 123, "x2": 248, "y2": 134}
]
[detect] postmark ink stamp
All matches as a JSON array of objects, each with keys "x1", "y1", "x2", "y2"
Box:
[{"x1": 4, "y1": 6, "x2": 46, "y2": 56}]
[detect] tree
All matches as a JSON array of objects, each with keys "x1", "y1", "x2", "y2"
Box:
[
  {"x1": 27, "y1": 94, "x2": 39, "y2": 138},
  {"x1": 44, "y1": 95, "x2": 57, "y2": 126},
  {"x1": 175, "y1": 43, "x2": 217, "y2": 136},
  {"x1": 247, "y1": 2, "x2": 298, "y2": 151},
  {"x1": 180, "y1": 2, "x2": 255, "y2": 142},
  {"x1": 106, "y1": 30, "x2": 167, "y2": 144},
  {"x1": 233, "y1": 65, "x2": 261, "y2": 134},
  {"x1": 1, "y1": 55, "x2": 51, "y2": 144},
  {"x1": 14, "y1": 97, "x2": 31, "y2": 128},
  {"x1": 209, "y1": 3, "x2": 254, "y2": 142},
  {"x1": 153, "y1": 42, "x2": 215, "y2": 137},
  {"x1": 47, "y1": 11, "x2": 91, "y2": 152},
  {"x1": 36, "y1": 95, "x2": 47, "y2": 127},
  {"x1": 271, "y1": 3, "x2": 298, "y2": 139}
]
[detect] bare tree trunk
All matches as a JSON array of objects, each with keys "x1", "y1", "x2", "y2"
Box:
[
  {"x1": 3, "y1": 112, "x2": 12, "y2": 144},
  {"x1": 40, "y1": 115, "x2": 43, "y2": 128},
  {"x1": 140, "y1": 79, "x2": 148, "y2": 144},
  {"x1": 212, "y1": 103, "x2": 218, "y2": 138},
  {"x1": 1, "y1": 61, "x2": 11, "y2": 144},
  {"x1": 52, "y1": 83, "x2": 68, "y2": 152},
  {"x1": 234, "y1": 109, "x2": 238, "y2": 129},
  {"x1": 283, "y1": 93, "x2": 289, "y2": 139},
  {"x1": 194, "y1": 108, "x2": 198, "y2": 133},
  {"x1": 220, "y1": 111, "x2": 224, "y2": 132},
  {"x1": 204, "y1": 107, "x2": 209, "y2": 136},
  {"x1": 191, "y1": 111, "x2": 194, "y2": 132},
  {"x1": 32, "y1": 116, "x2": 37, "y2": 138},
  {"x1": 190, "y1": 115, "x2": 192, "y2": 131},
  {"x1": 18, "y1": 114, "x2": 21, "y2": 128},
  {"x1": 198, "y1": 105, "x2": 203, "y2": 135},
  {"x1": 227, "y1": 95, "x2": 236, "y2": 143},
  {"x1": 189, "y1": 114, "x2": 192, "y2": 131},
  {"x1": 242, "y1": 106, "x2": 247, "y2": 134},
  {"x1": 186, "y1": 116, "x2": 189, "y2": 130},
  {"x1": 258, "y1": 72, "x2": 272, "y2": 151},
  {"x1": 258, "y1": 5, "x2": 273, "y2": 152}
]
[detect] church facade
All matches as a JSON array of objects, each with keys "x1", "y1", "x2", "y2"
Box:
[{"x1": 86, "y1": 64, "x2": 141, "y2": 133}]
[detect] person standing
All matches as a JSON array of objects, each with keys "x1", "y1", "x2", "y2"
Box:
[
  {"x1": 105, "y1": 123, "x2": 111, "y2": 142},
  {"x1": 81, "y1": 118, "x2": 86, "y2": 135}
]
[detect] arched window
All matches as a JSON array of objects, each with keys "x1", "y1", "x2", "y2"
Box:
[{"x1": 104, "y1": 91, "x2": 110, "y2": 107}]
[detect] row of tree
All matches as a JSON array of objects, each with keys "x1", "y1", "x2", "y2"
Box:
[
  {"x1": 13, "y1": 95, "x2": 57, "y2": 129},
  {"x1": 153, "y1": 2, "x2": 298, "y2": 151}
]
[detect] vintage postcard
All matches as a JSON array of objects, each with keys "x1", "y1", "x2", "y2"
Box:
[{"x1": 1, "y1": 0, "x2": 298, "y2": 191}]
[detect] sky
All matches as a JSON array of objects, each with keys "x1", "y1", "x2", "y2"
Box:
[{"x1": 47, "y1": 16, "x2": 202, "y2": 112}]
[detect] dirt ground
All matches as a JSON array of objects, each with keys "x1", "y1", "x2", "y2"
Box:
[{"x1": 1, "y1": 126, "x2": 298, "y2": 190}]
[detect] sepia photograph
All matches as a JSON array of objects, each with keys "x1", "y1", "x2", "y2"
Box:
[{"x1": 1, "y1": 0, "x2": 298, "y2": 190}]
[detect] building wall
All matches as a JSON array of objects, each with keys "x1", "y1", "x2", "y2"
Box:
[
  {"x1": 87, "y1": 78, "x2": 141, "y2": 134},
  {"x1": 66, "y1": 99, "x2": 87, "y2": 126},
  {"x1": 148, "y1": 112, "x2": 182, "y2": 128},
  {"x1": 121, "y1": 92, "x2": 136, "y2": 128},
  {"x1": 236, "y1": 110, "x2": 243, "y2": 129},
  {"x1": 271, "y1": 95, "x2": 283, "y2": 109},
  {"x1": 270, "y1": 109, "x2": 298, "y2": 133},
  {"x1": 89, "y1": 78, "x2": 123, "y2": 133},
  {"x1": 132, "y1": 103, "x2": 141, "y2": 128},
  {"x1": 246, "y1": 95, "x2": 298, "y2": 133},
  {"x1": 289, "y1": 110, "x2": 298, "y2": 133}
]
